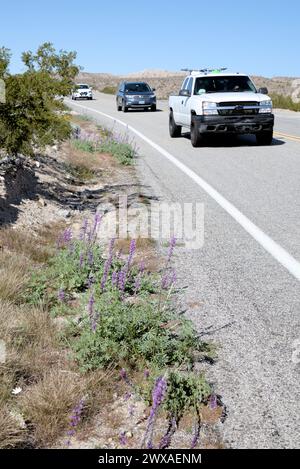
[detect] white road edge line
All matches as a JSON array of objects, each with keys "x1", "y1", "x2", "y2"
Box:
[{"x1": 67, "y1": 100, "x2": 300, "y2": 282}]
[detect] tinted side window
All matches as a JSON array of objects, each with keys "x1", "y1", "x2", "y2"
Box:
[
  {"x1": 181, "y1": 78, "x2": 189, "y2": 91},
  {"x1": 187, "y1": 78, "x2": 193, "y2": 94}
]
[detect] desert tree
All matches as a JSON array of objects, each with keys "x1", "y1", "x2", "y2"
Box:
[{"x1": 0, "y1": 43, "x2": 80, "y2": 157}]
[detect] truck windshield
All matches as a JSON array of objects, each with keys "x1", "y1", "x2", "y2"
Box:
[
  {"x1": 194, "y1": 76, "x2": 256, "y2": 94},
  {"x1": 125, "y1": 83, "x2": 151, "y2": 93}
]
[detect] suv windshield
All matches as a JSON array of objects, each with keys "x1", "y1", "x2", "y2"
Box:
[
  {"x1": 194, "y1": 76, "x2": 256, "y2": 94},
  {"x1": 125, "y1": 83, "x2": 151, "y2": 93},
  {"x1": 76, "y1": 85, "x2": 89, "y2": 89}
]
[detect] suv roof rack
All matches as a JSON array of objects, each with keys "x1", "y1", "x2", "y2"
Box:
[{"x1": 181, "y1": 68, "x2": 228, "y2": 75}]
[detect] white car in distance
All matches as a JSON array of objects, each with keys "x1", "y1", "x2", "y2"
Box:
[{"x1": 71, "y1": 84, "x2": 93, "y2": 101}]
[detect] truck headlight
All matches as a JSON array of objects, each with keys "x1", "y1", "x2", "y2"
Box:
[
  {"x1": 203, "y1": 101, "x2": 218, "y2": 116},
  {"x1": 259, "y1": 100, "x2": 273, "y2": 113}
]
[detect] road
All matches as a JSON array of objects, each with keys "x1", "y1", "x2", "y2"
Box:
[{"x1": 66, "y1": 93, "x2": 300, "y2": 449}]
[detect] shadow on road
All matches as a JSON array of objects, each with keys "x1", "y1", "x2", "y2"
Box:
[{"x1": 181, "y1": 132, "x2": 285, "y2": 147}]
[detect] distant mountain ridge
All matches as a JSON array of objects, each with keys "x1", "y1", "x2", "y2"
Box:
[{"x1": 77, "y1": 70, "x2": 299, "y2": 100}]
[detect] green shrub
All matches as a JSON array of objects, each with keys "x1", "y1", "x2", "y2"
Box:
[
  {"x1": 101, "y1": 86, "x2": 117, "y2": 95},
  {"x1": 71, "y1": 138, "x2": 136, "y2": 165},
  {"x1": 271, "y1": 93, "x2": 300, "y2": 112},
  {"x1": 73, "y1": 293, "x2": 201, "y2": 370},
  {"x1": 25, "y1": 239, "x2": 104, "y2": 313},
  {"x1": 0, "y1": 43, "x2": 79, "y2": 157}
]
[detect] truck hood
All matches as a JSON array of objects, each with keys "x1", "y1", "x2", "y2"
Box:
[{"x1": 199, "y1": 92, "x2": 271, "y2": 103}]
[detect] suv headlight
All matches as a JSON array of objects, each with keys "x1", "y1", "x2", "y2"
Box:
[
  {"x1": 259, "y1": 100, "x2": 273, "y2": 114},
  {"x1": 203, "y1": 101, "x2": 218, "y2": 116}
]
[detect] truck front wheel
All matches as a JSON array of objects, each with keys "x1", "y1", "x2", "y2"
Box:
[
  {"x1": 256, "y1": 131, "x2": 273, "y2": 146},
  {"x1": 190, "y1": 122, "x2": 203, "y2": 147},
  {"x1": 169, "y1": 111, "x2": 182, "y2": 138}
]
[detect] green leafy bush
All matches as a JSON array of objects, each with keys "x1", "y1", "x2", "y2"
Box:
[
  {"x1": 101, "y1": 86, "x2": 117, "y2": 95},
  {"x1": 271, "y1": 93, "x2": 300, "y2": 112},
  {"x1": 73, "y1": 293, "x2": 201, "y2": 370},
  {"x1": 0, "y1": 43, "x2": 79, "y2": 156}
]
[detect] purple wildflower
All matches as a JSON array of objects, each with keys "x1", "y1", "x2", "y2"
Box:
[
  {"x1": 143, "y1": 376, "x2": 168, "y2": 449},
  {"x1": 65, "y1": 398, "x2": 85, "y2": 447},
  {"x1": 118, "y1": 270, "x2": 126, "y2": 293},
  {"x1": 58, "y1": 288, "x2": 65, "y2": 303},
  {"x1": 128, "y1": 405, "x2": 135, "y2": 417},
  {"x1": 161, "y1": 269, "x2": 177, "y2": 290},
  {"x1": 111, "y1": 270, "x2": 118, "y2": 287},
  {"x1": 124, "y1": 392, "x2": 132, "y2": 401},
  {"x1": 101, "y1": 238, "x2": 115, "y2": 292},
  {"x1": 57, "y1": 228, "x2": 73, "y2": 248},
  {"x1": 139, "y1": 260, "x2": 145, "y2": 274},
  {"x1": 120, "y1": 368, "x2": 127, "y2": 381},
  {"x1": 119, "y1": 431, "x2": 127, "y2": 446},
  {"x1": 210, "y1": 394, "x2": 218, "y2": 410},
  {"x1": 191, "y1": 420, "x2": 201, "y2": 449},
  {"x1": 89, "y1": 212, "x2": 102, "y2": 242},
  {"x1": 159, "y1": 417, "x2": 177, "y2": 449},
  {"x1": 144, "y1": 369, "x2": 150, "y2": 379},
  {"x1": 127, "y1": 239, "x2": 136, "y2": 268},
  {"x1": 167, "y1": 236, "x2": 176, "y2": 264}
]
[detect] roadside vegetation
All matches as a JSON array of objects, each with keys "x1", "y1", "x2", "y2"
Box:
[
  {"x1": 0, "y1": 217, "x2": 218, "y2": 449},
  {"x1": 0, "y1": 43, "x2": 79, "y2": 157},
  {"x1": 101, "y1": 86, "x2": 117, "y2": 95},
  {"x1": 0, "y1": 42, "x2": 222, "y2": 448},
  {"x1": 271, "y1": 93, "x2": 300, "y2": 112},
  {"x1": 71, "y1": 126, "x2": 137, "y2": 166}
]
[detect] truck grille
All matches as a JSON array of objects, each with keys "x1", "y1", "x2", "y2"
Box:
[{"x1": 217, "y1": 101, "x2": 259, "y2": 116}]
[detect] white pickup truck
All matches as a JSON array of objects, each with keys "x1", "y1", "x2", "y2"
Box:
[{"x1": 169, "y1": 70, "x2": 274, "y2": 147}]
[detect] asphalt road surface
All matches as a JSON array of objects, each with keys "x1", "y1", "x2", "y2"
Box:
[{"x1": 66, "y1": 93, "x2": 300, "y2": 449}]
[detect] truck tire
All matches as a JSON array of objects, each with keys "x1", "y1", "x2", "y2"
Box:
[
  {"x1": 169, "y1": 111, "x2": 181, "y2": 138},
  {"x1": 256, "y1": 131, "x2": 273, "y2": 146},
  {"x1": 190, "y1": 121, "x2": 203, "y2": 147},
  {"x1": 151, "y1": 104, "x2": 157, "y2": 112},
  {"x1": 122, "y1": 101, "x2": 128, "y2": 113},
  {"x1": 117, "y1": 101, "x2": 122, "y2": 111}
]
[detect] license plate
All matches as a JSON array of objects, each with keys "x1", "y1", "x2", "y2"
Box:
[{"x1": 139, "y1": 101, "x2": 145, "y2": 104}]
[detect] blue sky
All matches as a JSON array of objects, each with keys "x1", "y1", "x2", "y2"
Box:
[{"x1": 1, "y1": 0, "x2": 299, "y2": 77}]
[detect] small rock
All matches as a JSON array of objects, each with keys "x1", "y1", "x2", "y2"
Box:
[
  {"x1": 58, "y1": 209, "x2": 71, "y2": 218},
  {"x1": 37, "y1": 197, "x2": 47, "y2": 207},
  {"x1": 126, "y1": 432, "x2": 133, "y2": 439}
]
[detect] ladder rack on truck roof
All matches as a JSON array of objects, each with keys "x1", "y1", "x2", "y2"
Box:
[{"x1": 181, "y1": 68, "x2": 228, "y2": 75}]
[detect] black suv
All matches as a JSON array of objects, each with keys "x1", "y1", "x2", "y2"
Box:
[{"x1": 116, "y1": 82, "x2": 157, "y2": 112}]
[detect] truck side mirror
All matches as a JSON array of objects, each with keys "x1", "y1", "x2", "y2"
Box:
[
  {"x1": 179, "y1": 89, "x2": 191, "y2": 97},
  {"x1": 258, "y1": 87, "x2": 268, "y2": 95}
]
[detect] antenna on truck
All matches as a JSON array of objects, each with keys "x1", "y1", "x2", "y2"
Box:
[{"x1": 181, "y1": 68, "x2": 228, "y2": 75}]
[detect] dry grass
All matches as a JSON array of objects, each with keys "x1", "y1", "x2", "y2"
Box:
[
  {"x1": 19, "y1": 370, "x2": 86, "y2": 447},
  {"x1": 19, "y1": 368, "x2": 114, "y2": 447},
  {"x1": 0, "y1": 252, "x2": 29, "y2": 303},
  {"x1": 115, "y1": 237, "x2": 160, "y2": 272},
  {"x1": 62, "y1": 140, "x2": 118, "y2": 174},
  {"x1": 0, "y1": 406, "x2": 27, "y2": 449},
  {"x1": 0, "y1": 222, "x2": 65, "y2": 264}
]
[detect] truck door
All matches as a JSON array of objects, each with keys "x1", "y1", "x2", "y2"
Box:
[
  {"x1": 180, "y1": 77, "x2": 194, "y2": 126},
  {"x1": 173, "y1": 77, "x2": 189, "y2": 125}
]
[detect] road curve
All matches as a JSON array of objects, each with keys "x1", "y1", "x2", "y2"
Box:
[{"x1": 66, "y1": 93, "x2": 300, "y2": 449}]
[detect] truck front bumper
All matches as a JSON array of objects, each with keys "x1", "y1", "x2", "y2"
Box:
[{"x1": 193, "y1": 114, "x2": 274, "y2": 135}]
